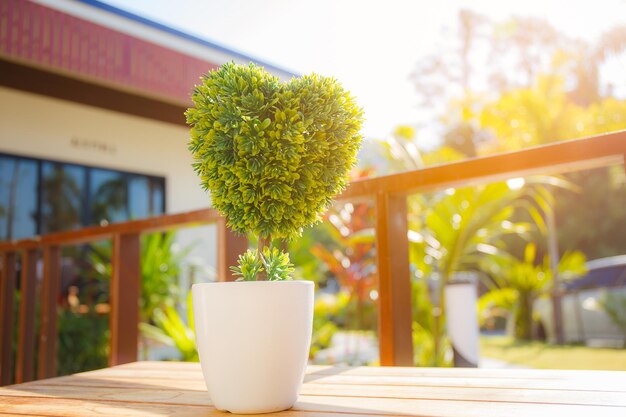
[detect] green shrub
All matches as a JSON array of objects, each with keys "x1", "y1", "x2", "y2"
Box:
[
  {"x1": 186, "y1": 63, "x2": 363, "y2": 279},
  {"x1": 57, "y1": 309, "x2": 109, "y2": 376}
]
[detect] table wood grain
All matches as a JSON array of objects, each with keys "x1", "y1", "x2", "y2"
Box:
[{"x1": 0, "y1": 361, "x2": 624, "y2": 416}]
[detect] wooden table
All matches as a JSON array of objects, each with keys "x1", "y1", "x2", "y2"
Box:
[{"x1": 0, "y1": 361, "x2": 624, "y2": 416}]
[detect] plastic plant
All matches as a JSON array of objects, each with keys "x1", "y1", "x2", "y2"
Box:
[{"x1": 186, "y1": 62, "x2": 363, "y2": 280}]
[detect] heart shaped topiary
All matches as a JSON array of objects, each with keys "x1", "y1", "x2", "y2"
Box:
[{"x1": 186, "y1": 62, "x2": 363, "y2": 241}]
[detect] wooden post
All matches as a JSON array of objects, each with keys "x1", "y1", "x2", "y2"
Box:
[
  {"x1": 38, "y1": 246, "x2": 60, "y2": 380},
  {"x1": 546, "y1": 209, "x2": 564, "y2": 344},
  {"x1": 109, "y1": 233, "x2": 140, "y2": 366},
  {"x1": 0, "y1": 252, "x2": 17, "y2": 385},
  {"x1": 375, "y1": 192, "x2": 414, "y2": 366},
  {"x1": 16, "y1": 249, "x2": 38, "y2": 383},
  {"x1": 217, "y1": 219, "x2": 248, "y2": 282}
]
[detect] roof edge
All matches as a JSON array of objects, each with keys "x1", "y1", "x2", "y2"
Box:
[{"x1": 74, "y1": 0, "x2": 300, "y2": 78}]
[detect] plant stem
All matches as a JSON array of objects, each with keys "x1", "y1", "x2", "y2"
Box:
[{"x1": 256, "y1": 234, "x2": 272, "y2": 281}]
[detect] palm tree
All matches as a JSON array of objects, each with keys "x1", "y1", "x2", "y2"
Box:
[
  {"x1": 41, "y1": 165, "x2": 82, "y2": 233},
  {"x1": 479, "y1": 243, "x2": 586, "y2": 340},
  {"x1": 92, "y1": 176, "x2": 129, "y2": 223},
  {"x1": 2, "y1": 159, "x2": 20, "y2": 240},
  {"x1": 409, "y1": 182, "x2": 535, "y2": 360}
]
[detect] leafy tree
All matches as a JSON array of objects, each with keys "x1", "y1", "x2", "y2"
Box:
[
  {"x1": 479, "y1": 243, "x2": 586, "y2": 340},
  {"x1": 472, "y1": 75, "x2": 626, "y2": 262},
  {"x1": 1, "y1": 159, "x2": 20, "y2": 240},
  {"x1": 412, "y1": 10, "x2": 626, "y2": 156},
  {"x1": 92, "y1": 176, "x2": 129, "y2": 224},
  {"x1": 553, "y1": 167, "x2": 626, "y2": 259},
  {"x1": 186, "y1": 63, "x2": 363, "y2": 267},
  {"x1": 41, "y1": 165, "x2": 82, "y2": 233},
  {"x1": 476, "y1": 75, "x2": 626, "y2": 154},
  {"x1": 373, "y1": 126, "x2": 544, "y2": 361},
  {"x1": 409, "y1": 182, "x2": 536, "y2": 358}
]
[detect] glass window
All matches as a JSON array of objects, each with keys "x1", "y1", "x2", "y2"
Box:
[
  {"x1": 150, "y1": 177, "x2": 165, "y2": 216},
  {"x1": 0, "y1": 153, "x2": 165, "y2": 237},
  {"x1": 128, "y1": 176, "x2": 166, "y2": 219},
  {"x1": 41, "y1": 162, "x2": 86, "y2": 234},
  {"x1": 0, "y1": 156, "x2": 38, "y2": 240},
  {"x1": 90, "y1": 169, "x2": 128, "y2": 225}
]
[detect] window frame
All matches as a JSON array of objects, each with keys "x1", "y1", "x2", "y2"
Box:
[{"x1": 0, "y1": 151, "x2": 166, "y2": 238}]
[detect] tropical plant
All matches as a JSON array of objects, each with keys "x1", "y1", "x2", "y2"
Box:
[
  {"x1": 231, "y1": 247, "x2": 295, "y2": 281},
  {"x1": 86, "y1": 230, "x2": 196, "y2": 361},
  {"x1": 89, "y1": 231, "x2": 193, "y2": 322},
  {"x1": 310, "y1": 295, "x2": 341, "y2": 359},
  {"x1": 478, "y1": 243, "x2": 587, "y2": 340},
  {"x1": 92, "y1": 176, "x2": 128, "y2": 223},
  {"x1": 310, "y1": 170, "x2": 378, "y2": 333},
  {"x1": 41, "y1": 165, "x2": 82, "y2": 233},
  {"x1": 186, "y1": 62, "x2": 363, "y2": 279},
  {"x1": 376, "y1": 122, "x2": 583, "y2": 359},
  {"x1": 57, "y1": 307, "x2": 109, "y2": 376},
  {"x1": 140, "y1": 292, "x2": 199, "y2": 361},
  {"x1": 411, "y1": 277, "x2": 452, "y2": 367},
  {"x1": 409, "y1": 182, "x2": 535, "y2": 359}
]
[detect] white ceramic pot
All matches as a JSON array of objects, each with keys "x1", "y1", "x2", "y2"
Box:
[{"x1": 192, "y1": 280, "x2": 314, "y2": 414}]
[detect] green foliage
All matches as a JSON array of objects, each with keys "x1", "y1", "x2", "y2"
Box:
[
  {"x1": 261, "y1": 247, "x2": 295, "y2": 281},
  {"x1": 140, "y1": 232, "x2": 193, "y2": 318},
  {"x1": 140, "y1": 292, "x2": 198, "y2": 361},
  {"x1": 186, "y1": 62, "x2": 364, "y2": 240},
  {"x1": 477, "y1": 288, "x2": 517, "y2": 329},
  {"x1": 57, "y1": 308, "x2": 109, "y2": 376},
  {"x1": 85, "y1": 231, "x2": 196, "y2": 362},
  {"x1": 310, "y1": 295, "x2": 341, "y2": 359},
  {"x1": 476, "y1": 75, "x2": 626, "y2": 154},
  {"x1": 230, "y1": 249, "x2": 264, "y2": 281},
  {"x1": 411, "y1": 183, "x2": 532, "y2": 281},
  {"x1": 231, "y1": 247, "x2": 294, "y2": 281},
  {"x1": 411, "y1": 278, "x2": 452, "y2": 367},
  {"x1": 310, "y1": 197, "x2": 378, "y2": 332},
  {"x1": 479, "y1": 243, "x2": 587, "y2": 339},
  {"x1": 554, "y1": 168, "x2": 626, "y2": 259},
  {"x1": 89, "y1": 231, "x2": 192, "y2": 322}
]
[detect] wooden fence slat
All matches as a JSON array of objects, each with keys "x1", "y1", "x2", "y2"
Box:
[
  {"x1": 375, "y1": 193, "x2": 414, "y2": 366},
  {"x1": 217, "y1": 219, "x2": 248, "y2": 282},
  {"x1": 109, "y1": 233, "x2": 140, "y2": 366},
  {"x1": 16, "y1": 248, "x2": 38, "y2": 383},
  {"x1": 38, "y1": 246, "x2": 60, "y2": 380},
  {"x1": 0, "y1": 252, "x2": 17, "y2": 386}
]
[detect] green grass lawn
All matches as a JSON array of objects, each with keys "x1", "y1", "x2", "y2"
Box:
[{"x1": 480, "y1": 336, "x2": 626, "y2": 371}]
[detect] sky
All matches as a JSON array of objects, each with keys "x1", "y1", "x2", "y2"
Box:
[{"x1": 100, "y1": 0, "x2": 626, "y2": 141}]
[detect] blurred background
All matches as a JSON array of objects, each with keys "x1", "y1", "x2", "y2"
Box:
[{"x1": 0, "y1": 0, "x2": 625, "y2": 381}]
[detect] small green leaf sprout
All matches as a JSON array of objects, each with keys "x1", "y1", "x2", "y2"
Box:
[{"x1": 231, "y1": 247, "x2": 295, "y2": 281}]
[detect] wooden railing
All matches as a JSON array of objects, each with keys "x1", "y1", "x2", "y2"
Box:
[
  {"x1": 336, "y1": 130, "x2": 626, "y2": 367},
  {"x1": 0, "y1": 209, "x2": 247, "y2": 385},
  {"x1": 1, "y1": 130, "x2": 625, "y2": 384}
]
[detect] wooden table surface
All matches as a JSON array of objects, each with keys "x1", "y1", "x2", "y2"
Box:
[{"x1": 0, "y1": 361, "x2": 625, "y2": 416}]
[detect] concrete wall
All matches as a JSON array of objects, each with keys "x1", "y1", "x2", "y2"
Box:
[{"x1": 0, "y1": 86, "x2": 217, "y2": 280}]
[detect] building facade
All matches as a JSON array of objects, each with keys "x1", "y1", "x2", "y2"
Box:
[{"x1": 0, "y1": 0, "x2": 295, "y2": 273}]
